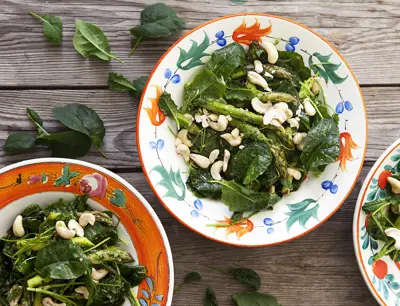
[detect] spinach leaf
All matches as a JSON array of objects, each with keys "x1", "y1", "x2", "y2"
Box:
[
  {"x1": 159, "y1": 92, "x2": 180, "y2": 129},
  {"x1": 232, "y1": 292, "x2": 281, "y2": 306},
  {"x1": 84, "y1": 222, "x2": 118, "y2": 245},
  {"x1": 247, "y1": 41, "x2": 267, "y2": 63},
  {"x1": 21, "y1": 205, "x2": 45, "y2": 233},
  {"x1": 184, "y1": 271, "x2": 202, "y2": 283},
  {"x1": 73, "y1": 19, "x2": 123, "y2": 64},
  {"x1": 35, "y1": 240, "x2": 90, "y2": 279},
  {"x1": 182, "y1": 68, "x2": 226, "y2": 112},
  {"x1": 44, "y1": 198, "x2": 77, "y2": 219},
  {"x1": 129, "y1": 3, "x2": 185, "y2": 55},
  {"x1": 92, "y1": 274, "x2": 128, "y2": 305},
  {"x1": 29, "y1": 12, "x2": 62, "y2": 45},
  {"x1": 230, "y1": 268, "x2": 261, "y2": 290},
  {"x1": 227, "y1": 142, "x2": 271, "y2": 182},
  {"x1": 276, "y1": 51, "x2": 311, "y2": 86},
  {"x1": 132, "y1": 76, "x2": 149, "y2": 98},
  {"x1": 207, "y1": 43, "x2": 246, "y2": 79},
  {"x1": 26, "y1": 108, "x2": 46, "y2": 136},
  {"x1": 258, "y1": 167, "x2": 280, "y2": 189},
  {"x1": 38, "y1": 130, "x2": 92, "y2": 158},
  {"x1": 300, "y1": 118, "x2": 340, "y2": 171},
  {"x1": 3, "y1": 132, "x2": 37, "y2": 153},
  {"x1": 225, "y1": 81, "x2": 261, "y2": 102},
  {"x1": 119, "y1": 264, "x2": 147, "y2": 287},
  {"x1": 276, "y1": 80, "x2": 298, "y2": 97},
  {"x1": 204, "y1": 287, "x2": 218, "y2": 306},
  {"x1": 219, "y1": 180, "x2": 281, "y2": 212},
  {"x1": 362, "y1": 199, "x2": 390, "y2": 214},
  {"x1": 108, "y1": 72, "x2": 136, "y2": 93},
  {"x1": 186, "y1": 167, "x2": 222, "y2": 199},
  {"x1": 52, "y1": 103, "x2": 106, "y2": 149}
]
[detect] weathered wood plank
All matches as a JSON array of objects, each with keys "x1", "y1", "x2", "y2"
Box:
[
  {"x1": 119, "y1": 164, "x2": 378, "y2": 306},
  {"x1": 0, "y1": 0, "x2": 399, "y2": 87},
  {"x1": 0, "y1": 86, "x2": 398, "y2": 169}
]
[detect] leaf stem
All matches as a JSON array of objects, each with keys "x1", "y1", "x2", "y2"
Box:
[
  {"x1": 96, "y1": 145, "x2": 109, "y2": 159},
  {"x1": 27, "y1": 288, "x2": 78, "y2": 306},
  {"x1": 207, "y1": 266, "x2": 228, "y2": 274},
  {"x1": 128, "y1": 36, "x2": 142, "y2": 56},
  {"x1": 84, "y1": 237, "x2": 110, "y2": 253}
]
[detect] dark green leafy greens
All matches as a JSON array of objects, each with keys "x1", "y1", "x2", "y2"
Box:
[
  {"x1": 230, "y1": 268, "x2": 261, "y2": 290},
  {"x1": 204, "y1": 287, "x2": 219, "y2": 306},
  {"x1": 207, "y1": 43, "x2": 246, "y2": 79},
  {"x1": 3, "y1": 132, "x2": 37, "y2": 152},
  {"x1": 232, "y1": 292, "x2": 281, "y2": 306},
  {"x1": 73, "y1": 19, "x2": 123, "y2": 63},
  {"x1": 129, "y1": 3, "x2": 185, "y2": 55},
  {"x1": 29, "y1": 12, "x2": 62, "y2": 45},
  {"x1": 108, "y1": 72, "x2": 148, "y2": 98}
]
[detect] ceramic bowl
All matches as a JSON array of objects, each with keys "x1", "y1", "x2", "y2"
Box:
[
  {"x1": 138, "y1": 13, "x2": 367, "y2": 247},
  {"x1": 354, "y1": 139, "x2": 400, "y2": 306},
  {"x1": 0, "y1": 158, "x2": 173, "y2": 306}
]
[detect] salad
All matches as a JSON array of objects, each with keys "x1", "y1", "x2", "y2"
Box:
[
  {"x1": 363, "y1": 173, "x2": 400, "y2": 261},
  {"x1": 159, "y1": 40, "x2": 340, "y2": 214},
  {"x1": 0, "y1": 195, "x2": 146, "y2": 306}
]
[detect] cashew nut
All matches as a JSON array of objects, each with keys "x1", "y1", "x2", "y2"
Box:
[
  {"x1": 268, "y1": 185, "x2": 276, "y2": 194},
  {"x1": 42, "y1": 297, "x2": 66, "y2": 306},
  {"x1": 209, "y1": 149, "x2": 220, "y2": 164},
  {"x1": 209, "y1": 115, "x2": 229, "y2": 132},
  {"x1": 261, "y1": 41, "x2": 279, "y2": 64},
  {"x1": 264, "y1": 71, "x2": 274, "y2": 79},
  {"x1": 194, "y1": 114, "x2": 202, "y2": 123},
  {"x1": 56, "y1": 221, "x2": 76, "y2": 239},
  {"x1": 79, "y1": 213, "x2": 96, "y2": 228},
  {"x1": 293, "y1": 132, "x2": 304, "y2": 144},
  {"x1": 174, "y1": 138, "x2": 182, "y2": 147},
  {"x1": 208, "y1": 113, "x2": 219, "y2": 121},
  {"x1": 75, "y1": 286, "x2": 90, "y2": 299},
  {"x1": 273, "y1": 102, "x2": 289, "y2": 111},
  {"x1": 226, "y1": 115, "x2": 232, "y2": 121},
  {"x1": 254, "y1": 60, "x2": 263, "y2": 74},
  {"x1": 210, "y1": 161, "x2": 224, "y2": 181},
  {"x1": 251, "y1": 97, "x2": 272, "y2": 114},
  {"x1": 176, "y1": 144, "x2": 190, "y2": 163},
  {"x1": 247, "y1": 71, "x2": 271, "y2": 92},
  {"x1": 92, "y1": 268, "x2": 109, "y2": 281},
  {"x1": 183, "y1": 113, "x2": 194, "y2": 122},
  {"x1": 223, "y1": 149, "x2": 231, "y2": 172},
  {"x1": 263, "y1": 109, "x2": 286, "y2": 126},
  {"x1": 297, "y1": 143, "x2": 304, "y2": 151},
  {"x1": 385, "y1": 228, "x2": 400, "y2": 250},
  {"x1": 190, "y1": 154, "x2": 210, "y2": 168},
  {"x1": 287, "y1": 118, "x2": 299, "y2": 129},
  {"x1": 201, "y1": 116, "x2": 209, "y2": 128},
  {"x1": 303, "y1": 98, "x2": 316, "y2": 116},
  {"x1": 13, "y1": 215, "x2": 25, "y2": 238},
  {"x1": 288, "y1": 168, "x2": 302, "y2": 180},
  {"x1": 311, "y1": 77, "x2": 322, "y2": 95},
  {"x1": 177, "y1": 129, "x2": 193, "y2": 148},
  {"x1": 68, "y1": 220, "x2": 84, "y2": 237},
  {"x1": 221, "y1": 129, "x2": 242, "y2": 147},
  {"x1": 388, "y1": 177, "x2": 400, "y2": 194},
  {"x1": 231, "y1": 128, "x2": 240, "y2": 138},
  {"x1": 295, "y1": 132, "x2": 308, "y2": 151}
]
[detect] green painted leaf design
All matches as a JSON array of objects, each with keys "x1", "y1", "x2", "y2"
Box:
[
  {"x1": 151, "y1": 165, "x2": 186, "y2": 200},
  {"x1": 285, "y1": 199, "x2": 319, "y2": 231},
  {"x1": 54, "y1": 164, "x2": 80, "y2": 187},
  {"x1": 308, "y1": 52, "x2": 348, "y2": 84},
  {"x1": 177, "y1": 31, "x2": 210, "y2": 70},
  {"x1": 110, "y1": 189, "x2": 126, "y2": 207}
]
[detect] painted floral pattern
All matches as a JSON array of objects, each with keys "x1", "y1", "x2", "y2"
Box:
[
  {"x1": 232, "y1": 19, "x2": 272, "y2": 45},
  {"x1": 145, "y1": 86, "x2": 166, "y2": 126}
]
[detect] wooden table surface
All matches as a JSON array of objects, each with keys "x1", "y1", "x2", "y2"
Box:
[{"x1": 1, "y1": 0, "x2": 399, "y2": 305}]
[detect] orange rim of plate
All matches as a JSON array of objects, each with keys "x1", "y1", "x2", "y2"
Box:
[
  {"x1": 137, "y1": 13, "x2": 368, "y2": 247},
  {"x1": 0, "y1": 158, "x2": 173, "y2": 305}
]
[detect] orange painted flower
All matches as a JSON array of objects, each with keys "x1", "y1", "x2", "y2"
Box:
[
  {"x1": 338, "y1": 132, "x2": 360, "y2": 171},
  {"x1": 145, "y1": 85, "x2": 166, "y2": 126},
  {"x1": 232, "y1": 19, "x2": 272, "y2": 45},
  {"x1": 216, "y1": 217, "x2": 254, "y2": 240}
]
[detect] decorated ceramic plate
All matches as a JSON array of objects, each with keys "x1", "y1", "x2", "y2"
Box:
[
  {"x1": 0, "y1": 158, "x2": 173, "y2": 306},
  {"x1": 137, "y1": 13, "x2": 367, "y2": 247},
  {"x1": 354, "y1": 139, "x2": 400, "y2": 306}
]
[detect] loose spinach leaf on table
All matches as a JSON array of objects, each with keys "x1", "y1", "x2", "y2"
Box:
[
  {"x1": 108, "y1": 73, "x2": 148, "y2": 98},
  {"x1": 3, "y1": 132, "x2": 36, "y2": 153},
  {"x1": 35, "y1": 240, "x2": 90, "y2": 280},
  {"x1": 219, "y1": 180, "x2": 281, "y2": 212},
  {"x1": 300, "y1": 118, "x2": 340, "y2": 171},
  {"x1": 232, "y1": 291, "x2": 281, "y2": 306},
  {"x1": 129, "y1": 3, "x2": 185, "y2": 55},
  {"x1": 26, "y1": 108, "x2": 48, "y2": 137},
  {"x1": 73, "y1": 19, "x2": 123, "y2": 63},
  {"x1": 207, "y1": 42, "x2": 246, "y2": 80},
  {"x1": 184, "y1": 271, "x2": 202, "y2": 283},
  {"x1": 52, "y1": 103, "x2": 106, "y2": 150},
  {"x1": 204, "y1": 287, "x2": 219, "y2": 306},
  {"x1": 182, "y1": 68, "x2": 226, "y2": 112},
  {"x1": 29, "y1": 12, "x2": 62, "y2": 45},
  {"x1": 230, "y1": 268, "x2": 261, "y2": 290},
  {"x1": 132, "y1": 76, "x2": 149, "y2": 98},
  {"x1": 187, "y1": 167, "x2": 222, "y2": 199}
]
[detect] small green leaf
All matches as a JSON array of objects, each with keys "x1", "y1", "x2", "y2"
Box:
[
  {"x1": 159, "y1": 92, "x2": 180, "y2": 130},
  {"x1": 184, "y1": 272, "x2": 202, "y2": 283},
  {"x1": 38, "y1": 131, "x2": 92, "y2": 158},
  {"x1": 108, "y1": 72, "x2": 136, "y2": 93},
  {"x1": 362, "y1": 199, "x2": 390, "y2": 214},
  {"x1": 207, "y1": 42, "x2": 245, "y2": 79},
  {"x1": 26, "y1": 108, "x2": 43, "y2": 128},
  {"x1": 230, "y1": 268, "x2": 261, "y2": 290},
  {"x1": 29, "y1": 12, "x2": 62, "y2": 45},
  {"x1": 3, "y1": 132, "x2": 37, "y2": 153},
  {"x1": 232, "y1": 292, "x2": 281, "y2": 306},
  {"x1": 131, "y1": 76, "x2": 149, "y2": 98},
  {"x1": 110, "y1": 189, "x2": 126, "y2": 207},
  {"x1": 204, "y1": 287, "x2": 218, "y2": 306}
]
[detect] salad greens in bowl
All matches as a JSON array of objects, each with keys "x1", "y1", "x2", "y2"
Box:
[
  {"x1": 137, "y1": 14, "x2": 367, "y2": 246},
  {"x1": 0, "y1": 158, "x2": 173, "y2": 306}
]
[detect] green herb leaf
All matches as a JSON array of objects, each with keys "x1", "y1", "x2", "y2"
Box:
[
  {"x1": 108, "y1": 72, "x2": 136, "y2": 93},
  {"x1": 243, "y1": 154, "x2": 272, "y2": 185},
  {"x1": 218, "y1": 180, "x2": 281, "y2": 212},
  {"x1": 183, "y1": 68, "x2": 226, "y2": 112},
  {"x1": 29, "y1": 12, "x2": 62, "y2": 45},
  {"x1": 225, "y1": 81, "x2": 261, "y2": 102},
  {"x1": 186, "y1": 167, "x2": 222, "y2": 199},
  {"x1": 26, "y1": 108, "x2": 43, "y2": 128},
  {"x1": 131, "y1": 76, "x2": 149, "y2": 98},
  {"x1": 52, "y1": 103, "x2": 106, "y2": 149},
  {"x1": 129, "y1": 3, "x2": 185, "y2": 55},
  {"x1": 184, "y1": 271, "x2": 202, "y2": 283},
  {"x1": 159, "y1": 92, "x2": 180, "y2": 130},
  {"x1": 232, "y1": 292, "x2": 281, "y2": 306},
  {"x1": 119, "y1": 264, "x2": 147, "y2": 287},
  {"x1": 230, "y1": 268, "x2": 261, "y2": 290},
  {"x1": 35, "y1": 240, "x2": 90, "y2": 280},
  {"x1": 3, "y1": 132, "x2": 37, "y2": 153},
  {"x1": 207, "y1": 42, "x2": 246, "y2": 79},
  {"x1": 73, "y1": 19, "x2": 123, "y2": 63},
  {"x1": 300, "y1": 118, "x2": 340, "y2": 171},
  {"x1": 204, "y1": 287, "x2": 218, "y2": 306},
  {"x1": 362, "y1": 199, "x2": 391, "y2": 214},
  {"x1": 38, "y1": 131, "x2": 92, "y2": 158}
]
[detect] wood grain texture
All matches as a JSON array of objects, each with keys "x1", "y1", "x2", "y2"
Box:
[
  {"x1": 0, "y1": 86, "x2": 398, "y2": 168},
  {"x1": 119, "y1": 164, "x2": 378, "y2": 306},
  {"x1": 0, "y1": 0, "x2": 399, "y2": 87}
]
